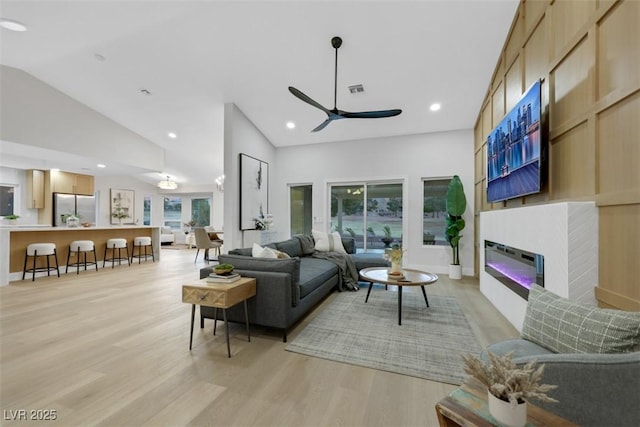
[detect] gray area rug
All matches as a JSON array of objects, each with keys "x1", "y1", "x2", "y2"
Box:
[{"x1": 286, "y1": 287, "x2": 482, "y2": 385}]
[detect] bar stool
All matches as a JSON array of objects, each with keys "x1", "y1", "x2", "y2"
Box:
[
  {"x1": 103, "y1": 238, "x2": 130, "y2": 268},
  {"x1": 22, "y1": 243, "x2": 60, "y2": 281},
  {"x1": 131, "y1": 236, "x2": 154, "y2": 264},
  {"x1": 66, "y1": 240, "x2": 99, "y2": 274}
]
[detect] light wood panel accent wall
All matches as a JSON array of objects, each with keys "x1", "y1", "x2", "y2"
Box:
[{"x1": 473, "y1": 0, "x2": 639, "y2": 310}]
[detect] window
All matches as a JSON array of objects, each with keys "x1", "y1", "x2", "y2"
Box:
[
  {"x1": 143, "y1": 195, "x2": 151, "y2": 225},
  {"x1": 423, "y1": 178, "x2": 449, "y2": 246},
  {"x1": 331, "y1": 181, "x2": 403, "y2": 252},
  {"x1": 163, "y1": 197, "x2": 182, "y2": 230},
  {"x1": 191, "y1": 198, "x2": 211, "y2": 226},
  {"x1": 0, "y1": 185, "x2": 16, "y2": 217},
  {"x1": 290, "y1": 185, "x2": 312, "y2": 236}
]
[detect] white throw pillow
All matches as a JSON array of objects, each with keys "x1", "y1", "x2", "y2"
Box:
[
  {"x1": 312, "y1": 230, "x2": 346, "y2": 254},
  {"x1": 252, "y1": 243, "x2": 278, "y2": 259}
]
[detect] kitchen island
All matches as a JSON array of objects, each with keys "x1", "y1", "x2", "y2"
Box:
[{"x1": 0, "y1": 225, "x2": 160, "y2": 285}]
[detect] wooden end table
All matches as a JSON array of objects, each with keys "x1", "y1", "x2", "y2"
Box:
[
  {"x1": 359, "y1": 267, "x2": 438, "y2": 325},
  {"x1": 435, "y1": 378, "x2": 577, "y2": 427},
  {"x1": 182, "y1": 277, "x2": 256, "y2": 357}
]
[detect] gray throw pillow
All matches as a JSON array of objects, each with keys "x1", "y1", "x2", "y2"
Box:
[
  {"x1": 294, "y1": 234, "x2": 316, "y2": 256},
  {"x1": 522, "y1": 284, "x2": 640, "y2": 354}
]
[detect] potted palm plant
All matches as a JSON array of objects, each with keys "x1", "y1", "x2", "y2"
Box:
[
  {"x1": 381, "y1": 225, "x2": 394, "y2": 248},
  {"x1": 3, "y1": 214, "x2": 20, "y2": 225},
  {"x1": 445, "y1": 175, "x2": 466, "y2": 279}
]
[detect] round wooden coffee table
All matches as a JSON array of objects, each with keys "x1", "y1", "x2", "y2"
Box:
[{"x1": 359, "y1": 267, "x2": 439, "y2": 325}]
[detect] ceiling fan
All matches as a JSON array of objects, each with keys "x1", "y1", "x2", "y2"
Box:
[{"x1": 289, "y1": 36, "x2": 402, "y2": 132}]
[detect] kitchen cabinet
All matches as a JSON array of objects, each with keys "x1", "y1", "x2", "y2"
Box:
[
  {"x1": 26, "y1": 169, "x2": 45, "y2": 209},
  {"x1": 52, "y1": 171, "x2": 94, "y2": 195}
]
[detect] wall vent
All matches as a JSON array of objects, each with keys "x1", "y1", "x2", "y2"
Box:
[{"x1": 348, "y1": 84, "x2": 364, "y2": 94}]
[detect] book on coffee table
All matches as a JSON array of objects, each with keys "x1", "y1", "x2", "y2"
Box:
[{"x1": 207, "y1": 272, "x2": 241, "y2": 283}]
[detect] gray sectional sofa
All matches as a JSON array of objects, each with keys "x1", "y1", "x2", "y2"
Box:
[{"x1": 198, "y1": 235, "x2": 389, "y2": 342}]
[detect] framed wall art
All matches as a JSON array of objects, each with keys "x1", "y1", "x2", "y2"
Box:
[
  {"x1": 110, "y1": 188, "x2": 135, "y2": 224},
  {"x1": 239, "y1": 153, "x2": 269, "y2": 230}
]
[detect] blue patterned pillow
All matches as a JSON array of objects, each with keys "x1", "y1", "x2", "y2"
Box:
[{"x1": 522, "y1": 284, "x2": 640, "y2": 354}]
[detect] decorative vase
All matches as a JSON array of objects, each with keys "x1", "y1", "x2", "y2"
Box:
[
  {"x1": 449, "y1": 264, "x2": 462, "y2": 280},
  {"x1": 390, "y1": 261, "x2": 402, "y2": 274},
  {"x1": 118, "y1": 218, "x2": 122, "y2": 226},
  {"x1": 66, "y1": 215, "x2": 80, "y2": 227},
  {"x1": 487, "y1": 392, "x2": 527, "y2": 427}
]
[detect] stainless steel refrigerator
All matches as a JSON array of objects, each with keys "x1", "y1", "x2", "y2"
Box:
[{"x1": 53, "y1": 193, "x2": 96, "y2": 226}]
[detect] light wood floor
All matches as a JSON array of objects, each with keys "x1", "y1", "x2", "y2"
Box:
[{"x1": 0, "y1": 248, "x2": 518, "y2": 427}]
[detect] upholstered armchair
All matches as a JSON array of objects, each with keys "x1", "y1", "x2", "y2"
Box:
[{"x1": 482, "y1": 285, "x2": 640, "y2": 427}]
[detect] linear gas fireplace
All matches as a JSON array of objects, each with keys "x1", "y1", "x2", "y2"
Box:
[{"x1": 484, "y1": 240, "x2": 544, "y2": 300}]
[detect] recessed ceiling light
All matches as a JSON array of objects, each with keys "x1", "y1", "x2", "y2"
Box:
[
  {"x1": 286, "y1": 122, "x2": 296, "y2": 129},
  {"x1": 97, "y1": 164, "x2": 106, "y2": 168},
  {"x1": 430, "y1": 103, "x2": 441, "y2": 112},
  {"x1": 168, "y1": 132, "x2": 177, "y2": 139},
  {"x1": 0, "y1": 19, "x2": 27, "y2": 32}
]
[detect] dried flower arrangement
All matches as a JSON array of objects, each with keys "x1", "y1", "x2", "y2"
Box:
[
  {"x1": 462, "y1": 351, "x2": 558, "y2": 405},
  {"x1": 384, "y1": 243, "x2": 405, "y2": 264}
]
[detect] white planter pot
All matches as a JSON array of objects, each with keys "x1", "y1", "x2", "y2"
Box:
[
  {"x1": 487, "y1": 392, "x2": 527, "y2": 427},
  {"x1": 449, "y1": 264, "x2": 462, "y2": 280}
]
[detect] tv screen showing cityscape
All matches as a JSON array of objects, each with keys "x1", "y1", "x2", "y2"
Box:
[{"x1": 486, "y1": 80, "x2": 542, "y2": 203}]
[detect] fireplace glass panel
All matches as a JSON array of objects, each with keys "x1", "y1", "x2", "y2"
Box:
[{"x1": 484, "y1": 240, "x2": 544, "y2": 300}]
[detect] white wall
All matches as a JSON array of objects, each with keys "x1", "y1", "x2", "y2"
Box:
[
  {"x1": 93, "y1": 175, "x2": 157, "y2": 226},
  {"x1": 0, "y1": 66, "x2": 164, "y2": 172},
  {"x1": 275, "y1": 130, "x2": 475, "y2": 276},
  {"x1": 223, "y1": 103, "x2": 277, "y2": 251}
]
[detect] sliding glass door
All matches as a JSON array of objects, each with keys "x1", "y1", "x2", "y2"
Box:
[{"x1": 330, "y1": 181, "x2": 403, "y2": 252}]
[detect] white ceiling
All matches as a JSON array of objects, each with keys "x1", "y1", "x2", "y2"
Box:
[{"x1": 0, "y1": 0, "x2": 519, "y2": 187}]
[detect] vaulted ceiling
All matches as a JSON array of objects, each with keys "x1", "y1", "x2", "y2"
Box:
[{"x1": 0, "y1": 0, "x2": 519, "y2": 187}]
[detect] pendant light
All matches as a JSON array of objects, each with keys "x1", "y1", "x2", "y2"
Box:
[{"x1": 157, "y1": 175, "x2": 177, "y2": 190}]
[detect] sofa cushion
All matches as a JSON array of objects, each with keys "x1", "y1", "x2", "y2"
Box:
[
  {"x1": 275, "y1": 238, "x2": 304, "y2": 258},
  {"x1": 522, "y1": 284, "x2": 640, "y2": 354},
  {"x1": 312, "y1": 229, "x2": 346, "y2": 253},
  {"x1": 295, "y1": 235, "x2": 316, "y2": 255},
  {"x1": 217, "y1": 254, "x2": 301, "y2": 286},
  {"x1": 351, "y1": 253, "x2": 390, "y2": 272},
  {"x1": 298, "y1": 258, "x2": 338, "y2": 299},
  {"x1": 341, "y1": 237, "x2": 356, "y2": 254},
  {"x1": 229, "y1": 247, "x2": 252, "y2": 256}
]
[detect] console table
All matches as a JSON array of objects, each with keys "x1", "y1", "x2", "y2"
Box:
[{"x1": 435, "y1": 378, "x2": 576, "y2": 427}]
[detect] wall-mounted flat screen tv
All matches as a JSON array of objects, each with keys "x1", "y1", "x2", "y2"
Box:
[{"x1": 487, "y1": 80, "x2": 542, "y2": 203}]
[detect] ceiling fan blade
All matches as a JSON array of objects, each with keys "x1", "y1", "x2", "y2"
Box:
[
  {"x1": 289, "y1": 37, "x2": 402, "y2": 131},
  {"x1": 341, "y1": 109, "x2": 402, "y2": 119},
  {"x1": 311, "y1": 118, "x2": 333, "y2": 132},
  {"x1": 288, "y1": 86, "x2": 331, "y2": 114}
]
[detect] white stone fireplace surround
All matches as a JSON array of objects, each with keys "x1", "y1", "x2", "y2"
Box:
[{"x1": 480, "y1": 202, "x2": 598, "y2": 331}]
